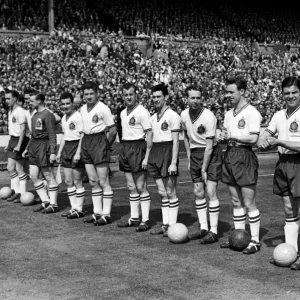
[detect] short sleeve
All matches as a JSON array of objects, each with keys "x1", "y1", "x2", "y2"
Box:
[
  {"x1": 140, "y1": 108, "x2": 152, "y2": 132},
  {"x1": 248, "y1": 109, "x2": 262, "y2": 135},
  {"x1": 170, "y1": 112, "x2": 181, "y2": 132},
  {"x1": 266, "y1": 113, "x2": 278, "y2": 136}
]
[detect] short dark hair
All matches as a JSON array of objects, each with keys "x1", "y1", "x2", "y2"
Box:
[
  {"x1": 281, "y1": 76, "x2": 300, "y2": 91},
  {"x1": 185, "y1": 84, "x2": 203, "y2": 97},
  {"x1": 60, "y1": 92, "x2": 74, "y2": 103},
  {"x1": 6, "y1": 90, "x2": 19, "y2": 99},
  {"x1": 225, "y1": 77, "x2": 247, "y2": 91},
  {"x1": 24, "y1": 89, "x2": 33, "y2": 95},
  {"x1": 18, "y1": 94, "x2": 25, "y2": 105},
  {"x1": 35, "y1": 93, "x2": 45, "y2": 103},
  {"x1": 82, "y1": 81, "x2": 98, "y2": 92},
  {"x1": 151, "y1": 83, "x2": 168, "y2": 96},
  {"x1": 122, "y1": 83, "x2": 137, "y2": 93}
]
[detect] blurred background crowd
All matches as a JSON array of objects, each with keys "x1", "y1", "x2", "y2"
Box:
[{"x1": 0, "y1": 0, "x2": 300, "y2": 134}]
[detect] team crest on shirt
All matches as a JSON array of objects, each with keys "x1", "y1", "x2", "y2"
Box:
[
  {"x1": 12, "y1": 116, "x2": 16, "y2": 123},
  {"x1": 35, "y1": 118, "x2": 43, "y2": 130},
  {"x1": 161, "y1": 121, "x2": 168, "y2": 131},
  {"x1": 197, "y1": 124, "x2": 206, "y2": 134},
  {"x1": 69, "y1": 121, "x2": 75, "y2": 130},
  {"x1": 290, "y1": 120, "x2": 299, "y2": 132},
  {"x1": 92, "y1": 114, "x2": 99, "y2": 123},
  {"x1": 129, "y1": 116, "x2": 136, "y2": 126},
  {"x1": 237, "y1": 118, "x2": 246, "y2": 129}
]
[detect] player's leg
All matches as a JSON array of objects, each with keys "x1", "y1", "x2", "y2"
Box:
[
  {"x1": 135, "y1": 172, "x2": 151, "y2": 232},
  {"x1": 30, "y1": 164, "x2": 51, "y2": 212},
  {"x1": 117, "y1": 172, "x2": 140, "y2": 227},
  {"x1": 94, "y1": 162, "x2": 113, "y2": 226},
  {"x1": 16, "y1": 159, "x2": 27, "y2": 196},
  {"x1": 241, "y1": 185, "x2": 261, "y2": 254},
  {"x1": 220, "y1": 185, "x2": 245, "y2": 248},
  {"x1": 6, "y1": 158, "x2": 20, "y2": 201},
  {"x1": 41, "y1": 166, "x2": 59, "y2": 213},
  {"x1": 61, "y1": 167, "x2": 76, "y2": 217},
  {"x1": 68, "y1": 167, "x2": 85, "y2": 219},
  {"x1": 150, "y1": 178, "x2": 169, "y2": 235},
  {"x1": 200, "y1": 180, "x2": 219, "y2": 244},
  {"x1": 164, "y1": 175, "x2": 179, "y2": 235},
  {"x1": 83, "y1": 163, "x2": 103, "y2": 223}
]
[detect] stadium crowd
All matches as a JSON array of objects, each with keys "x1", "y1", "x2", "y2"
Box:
[{"x1": 1, "y1": 30, "x2": 300, "y2": 133}]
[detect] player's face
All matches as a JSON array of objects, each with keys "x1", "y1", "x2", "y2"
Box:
[
  {"x1": 24, "y1": 94, "x2": 30, "y2": 105},
  {"x1": 5, "y1": 93, "x2": 16, "y2": 108},
  {"x1": 152, "y1": 91, "x2": 166, "y2": 110},
  {"x1": 30, "y1": 95, "x2": 40, "y2": 109},
  {"x1": 123, "y1": 87, "x2": 137, "y2": 108},
  {"x1": 61, "y1": 98, "x2": 73, "y2": 115},
  {"x1": 226, "y1": 84, "x2": 243, "y2": 105},
  {"x1": 283, "y1": 85, "x2": 300, "y2": 110},
  {"x1": 83, "y1": 89, "x2": 97, "y2": 105},
  {"x1": 187, "y1": 90, "x2": 201, "y2": 111}
]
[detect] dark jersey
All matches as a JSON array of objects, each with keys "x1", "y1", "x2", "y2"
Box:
[{"x1": 31, "y1": 108, "x2": 57, "y2": 154}]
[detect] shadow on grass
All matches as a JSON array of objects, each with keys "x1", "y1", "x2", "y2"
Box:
[{"x1": 263, "y1": 235, "x2": 285, "y2": 248}]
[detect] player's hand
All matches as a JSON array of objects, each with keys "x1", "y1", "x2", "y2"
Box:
[
  {"x1": 13, "y1": 145, "x2": 20, "y2": 152},
  {"x1": 168, "y1": 163, "x2": 177, "y2": 176},
  {"x1": 73, "y1": 153, "x2": 80, "y2": 164},
  {"x1": 22, "y1": 149, "x2": 28, "y2": 158},
  {"x1": 266, "y1": 136, "x2": 278, "y2": 147},
  {"x1": 201, "y1": 170, "x2": 207, "y2": 184},
  {"x1": 4, "y1": 146, "x2": 8, "y2": 153},
  {"x1": 142, "y1": 158, "x2": 148, "y2": 170},
  {"x1": 256, "y1": 138, "x2": 269, "y2": 149},
  {"x1": 56, "y1": 153, "x2": 61, "y2": 163},
  {"x1": 50, "y1": 154, "x2": 56, "y2": 164}
]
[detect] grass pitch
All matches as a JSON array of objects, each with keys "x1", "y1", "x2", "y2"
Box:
[{"x1": 1, "y1": 154, "x2": 300, "y2": 300}]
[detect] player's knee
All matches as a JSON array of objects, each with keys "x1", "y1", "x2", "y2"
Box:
[
  {"x1": 64, "y1": 178, "x2": 74, "y2": 187},
  {"x1": 73, "y1": 178, "x2": 83, "y2": 189},
  {"x1": 193, "y1": 187, "x2": 205, "y2": 199},
  {"x1": 7, "y1": 163, "x2": 15, "y2": 174},
  {"x1": 158, "y1": 188, "x2": 167, "y2": 198},
  {"x1": 136, "y1": 184, "x2": 145, "y2": 195},
  {"x1": 89, "y1": 178, "x2": 98, "y2": 187},
  {"x1": 231, "y1": 196, "x2": 241, "y2": 208},
  {"x1": 166, "y1": 188, "x2": 175, "y2": 199}
]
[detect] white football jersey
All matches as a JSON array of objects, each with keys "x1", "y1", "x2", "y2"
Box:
[
  {"x1": 61, "y1": 111, "x2": 83, "y2": 141},
  {"x1": 151, "y1": 107, "x2": 181, "y2": 143},
  {"x1": 121, "y1": 104, "x2": 152, "y2": 141},
  {"x1": 80, "y1": 101, "x2": 115, "y2": 134},
  {"x1": 224, "y1": 103, "x2": 262, "y2": 144},
  {"x1": 266, "y1": 106, "x2": 300, "y2": 154},
  {"x1": 8, "y1": 106, "x2": 26, "y2": 137},
  {"x1": 181, "y1": 107, "x2": 217, "y2": 149}
]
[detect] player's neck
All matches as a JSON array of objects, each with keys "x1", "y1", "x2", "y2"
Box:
[
  {"x1": 189, "y1": 106, "x2": 203, "y2": 116},
  {"x1": 10, "y1": 103, "x2": 18, "y2": 111},
  {"x1": 158, "y1": 104, "x2": 168, "y2": 116},
  {"x1": 37, "y1": 105, "x2": 46, "y2": 112},
  {"x1": 287, "y1": 104, "x2": 300, "y2": 116},
  {"x1": 234, "y1": 98, "x2": 248, "y2": 111}
]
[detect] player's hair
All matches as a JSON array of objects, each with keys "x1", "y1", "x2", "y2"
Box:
[
  {"x1": 151, "y1": 83, "x2": 168, "y2": 96},
  {"x1": 36, "y1": 93, "x2": 46, "y2": 103},
  {"x1": 185, "y1": 84, "x2": 203, "y2": 97},
  {"x1": 18, "y1": 94, "x2": 25, "y2": 105},
  {"x1": 24, "y1": 89, "x2": 33, "y2": 95},
  {"x1": 281, "y1": 77, "x2": 300, "y2": 91},
  {"x1": 60, "y1": 92, "x2": 74, "y2": 103},
  {"x1": 226, "y1": 77, "x2": 247, "y2": 91},
  {"x1": 5, "y1": 90, "x2": 19, "y2": 99},
  {"x1": 122, "y1": 83, "x2": 137, "y2": 93},
  {"x1": 82, "y1": 81, "x2": 98, "y2": 92}
]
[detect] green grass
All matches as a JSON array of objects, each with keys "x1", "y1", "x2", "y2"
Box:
[{"x1": 0, "y1": 154, "x2": 300, "y2": 300}]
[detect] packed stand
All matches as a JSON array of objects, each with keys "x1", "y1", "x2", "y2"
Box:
[{"x1": 0, "y1": 31, "x2": 300, "y2": 134}]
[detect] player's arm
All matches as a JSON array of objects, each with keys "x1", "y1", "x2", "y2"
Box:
[
  {"x1": 267, "y1": 138, "x2": 300, "y2": 152},
  {"x1": 73, "y1": 133, "x2": 84, "y2": 163},
  {"x1": 45, "y1": 112, "x2": 57, "y2": 163},
  {"x1": 106, "y1": 125, "x2": 117, "y2": 148},
  {"x1": 183, "y1": 129, "x2": 191, "y2": 170},
  {"x1": 56, "y1": 135, "x2": 65, "y2": 163},
  {"x1": 257, "y1": 130, "x2": 273, "y2": 149},
  {"x1": 142, "y1": 129, "x2": 153, "y2": 169},
  {"x1": 14, "y1": 123, "x2": 25, "y2": 152},
  {"x1": 169, "y1": 131, "x2": 179, "y2": 175},
  {"x1": 201, "y1": 138, "x2": 214, "y2": 183}
]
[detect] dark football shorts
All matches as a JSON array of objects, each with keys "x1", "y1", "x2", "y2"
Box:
[
  {"x1": 221, "y1": 146, "x2": 258, "y2": 187},
  {"x1": 7, "y1": 136, "x2": 29, "y2": 160},
  {"x1": 119, "y1": 139, "x2": 146, "y2": 173},
  {"x1": 190, "y1": 144, "x2": 223, "y2": 183},
  {"x1": 81, "y1": 132, "x2": 109, "y2": 165},
  {"x1": 147, "y1": 141, "x2": 179, "y2": 178},
  {"x1": 61, "y1": 140, "x2": 85, "y2": 169},
  {"x1": 273, "y1": 153, "x2": 300, "y2": 197},
  {"x1": 28, "y1": 139, "x2": 52, "y2": 167}
]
